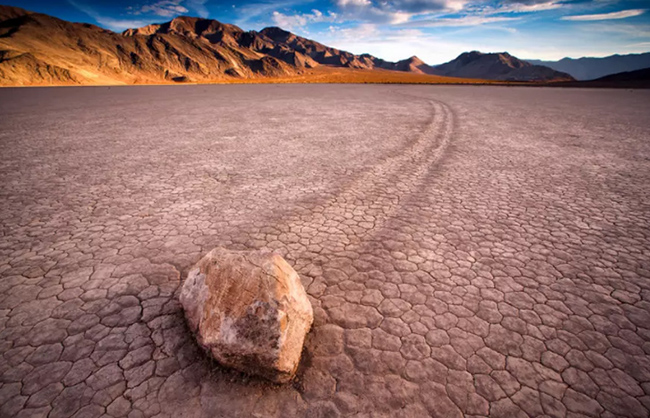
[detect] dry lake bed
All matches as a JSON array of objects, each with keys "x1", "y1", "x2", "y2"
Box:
[{"x1": 1, "y1": 84, "x2": 649, "y2": 417}]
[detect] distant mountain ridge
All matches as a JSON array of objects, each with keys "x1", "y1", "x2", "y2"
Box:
[
  {"x1": 0, "y1": 5, "x2": 572, "y2": 86},
  {"x1": 596, "y1": 67, "x2": 650, "y2": 82},
  {"x1": 526, "y1": 53, "x2": 650, "y2": 81},
  {"x1": 436, "y1": 51, "x2": 573, "y2": 82}
]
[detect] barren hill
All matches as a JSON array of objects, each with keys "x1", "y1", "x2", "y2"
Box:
[
  {"x1": 596, "y1": 67, "x2": 650, "y2": 82},
  {"x1": 436, "y1": 51, "x2": 573, "y2": 82},
  {"x1": 0, "y1": 6, "x2": 298, "y2": 85},
  {"x1": 558, "y1": 67, "x2": 650, "y2": 88},
  {"x1": 392, "y1": 56, "x2": 439, "y2": 75}
]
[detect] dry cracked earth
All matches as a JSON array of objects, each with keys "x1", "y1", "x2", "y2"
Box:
[{"x1": 1, "y1": 84, "x2": 649, "y2": 418}]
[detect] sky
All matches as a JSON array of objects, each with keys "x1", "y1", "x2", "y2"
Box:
[{"x1": 8, "y1": 0, "x2": 650, "y2": 64}]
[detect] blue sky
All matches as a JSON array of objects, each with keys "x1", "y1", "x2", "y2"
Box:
[{"x1": 9, "y1": 0, "x2": 650, "y2": 63}]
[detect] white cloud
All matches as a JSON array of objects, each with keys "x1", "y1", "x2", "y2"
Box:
[
  {"x1": 507, "y1": 1, "x2": 561, "y2": 13},
  {"x1": 319, "y1": 24, "x2": 485, "y2": 64},
  {"x1": 129, "y1": 0, "x2": 208, "y2": 18},
  {"x1": 335, "y1": 0, "x2": 413, "y2": 24},
  {"x1": 446, "y1": 0, "x2": 470, "y2": 12},
  {"x1": 233, "y1": 0, "x2": 314, "y2": 29},
  {"x1": 185, "y1": 0, "x2": 209, "y2": 18},
  {"x1": 626, "y1": 42, "x2": 650, "y2": 48},
  {"x1": 381, "y1": 0, "x2": 470, "y2": 13},
  {"x1": 329, "y1": 23, "x2": 381, "y2": 39},
  {"x1": 562, "y1": 9, "x2": 646, "y2": 21},
  {"x1": 271, "y1": 9, "x2": 337, "y2": 29},
  {"x1": 475, "y1": 0, "x2": 562, "y2": 14},
  {"x1": 94, "y1": 17, "x2": 152, "y2": 31},
  {"x1": 337, "y1": 0, "x2": 371, "y2": 6},
  {"x1": 571, "y1": 22, "x2": 650, "y2": 38},
  {"x1": 68, "y1": 0, "x2": 150, "y2": 31},
  {"x1": 403, "y1": 15, "x2": 520, "y2": 27},
  {"x1": 136, "y1": 1, "x2": 188, "y2": 17}
]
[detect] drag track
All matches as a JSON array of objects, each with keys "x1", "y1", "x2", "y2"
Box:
[
  {"x1": 1, "y1": 85, "x2": 650, "y2": 418},
  {"x1": 269, "y1": 97, "x2": 455, "y2": 254}
]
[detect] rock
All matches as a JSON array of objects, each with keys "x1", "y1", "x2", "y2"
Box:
[{"x1": 179, "y1": 247, "x2": 313, "y2": 383}]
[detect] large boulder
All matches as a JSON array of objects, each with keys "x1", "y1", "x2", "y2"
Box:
[{"x1": 179, "y1": 247, "x2": 313, "y2": 383}]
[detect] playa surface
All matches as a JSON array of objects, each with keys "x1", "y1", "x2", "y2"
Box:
[{"x1": 1, "y1": 84, "x2": 649, "y2": 417}]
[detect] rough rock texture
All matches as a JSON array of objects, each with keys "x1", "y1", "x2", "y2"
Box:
[{"x1": 179, "y1": 247, "x2": 313, "y2": 383}]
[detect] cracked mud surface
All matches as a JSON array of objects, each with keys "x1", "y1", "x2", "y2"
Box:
[{"x1": 1, "y1": 84, "x2": 649, "y2": 417}]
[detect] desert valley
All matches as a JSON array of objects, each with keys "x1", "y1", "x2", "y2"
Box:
[{"x1": 1, "y1": 2, "x2": 650, "y2": 418}]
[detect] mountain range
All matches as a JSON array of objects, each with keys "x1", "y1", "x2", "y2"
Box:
[
  {"x1": 527, "y1": 53, "x2": 650, "y2": 81},
  {"x1": 0, "y1": 5, "x2": 581, "y2": 86}
]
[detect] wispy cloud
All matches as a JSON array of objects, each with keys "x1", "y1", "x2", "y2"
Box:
[
  {"x1": 374, "y1": 0, "x2": 469, "y2": 14},
  {"x1": 331, "y1": 0, "x2": 561, "y2": 25},
  {"x1": 233, "y1": 0, "x2": 316, "y2": 28},
  {"x1": 92, "y1": 16, "x2": 150, "y2": 31},
  {"x1": 626, "y1": 42, "x2": 650, "y2": 48},
  {"x1": 571, "y1": 22, "x2": 650, "y2": 38},
  {"x1": 474, "y1": 0, "x2": 562, "y2": 14},
  {"x1": 185, "y1": 0, "x2": 209, "y2": 18},
  {"x1": 328, "y1": 23, "x2": 380, "y2": 39},
  {"x1": 68, "y1": 0, "x2": 149, "y2": 31},
  {"x1": 502, "y1": 1, "x2": 562, "y2": 13},
  {"x1": 319, "y1": 24, "x2": 491, "y2": 64},
  {"x1": 271, "y1": 9, "x2": 337, "y2": 30},
  {"x1": 132, "y1": 0, "x2": 188, "y2": 17},
  {"x1": 338, "y1": 0, "x2": 371, "y2": 6},
  {"x1": 334, "y1": 0, "x2": 413, "y2": 24},
  {"x1": 402, "y1": 15, "x2": 520, "y2": 27},
  {"x1": 129, "y1": 0, "x2": 209, "y2": 18},
  {"x1": 562, "y1": 9, "x2": 646, "y2": 21}
]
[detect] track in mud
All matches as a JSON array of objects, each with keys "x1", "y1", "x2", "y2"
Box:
[{"x1": 263, "y1": 97, "x2": 455, "y2": 259}]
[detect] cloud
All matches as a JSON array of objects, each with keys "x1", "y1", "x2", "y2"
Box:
[
  {"x1": 130, "y1": 0, "x2": 209, "y2": 18},
  {"x1": 331, "y1": 0, "x2": 555, "y2": 25},
  {"x1": 271, "y1": 9, "x2": 337, "y2": 29},
  {"x1": 379, "y1": 0, "x2": 469, "y2": 13},
  {"x1": 93, "y1": 17, "x2": 151, "y2": 31},
  {"x1": 334, "y1": 0, "x2": 413, "y2": 24},
  {"x1": 562, "y1": 9, "x2": 646, "y2": 21},
  {"x1": 338, "y1": 0, "x2": 371, "y2": 6},
  {"x1": 505, "y1": 1, "x2": 560, "y2": 13},
  {"x1": 185, "y1": 0, "x2": 209, "y2": 18},
  {"x1": 68, "y1": 0, "x2": 150, "y2": 31},
  {"x1": 449, "y1": 0, "x2": 563, "y2": 18},
  {"x1": 233, "y1": 0, "x2": 314, "y2": 28},
  {"x1": 319, "y1": 24, "x2": 488, "y2": 64},
  {"x1": 328, "y1": 23, "x2": 381, "y2": 39},
  {"x1": 481, "y1": 1, "x2": 562, "y2": 14},
  {"x1": 626, "y1": 42, "x2": 650, "y2": 48},
  {"x1": 571, "y1": 22, "x2": 650, "y2": 37},
  {"x1": 135, "y1": 0, "x2": 188, "y2": 17},
  {"x1": 403, "y1": 15, "x2": 520, "y2": 27}
]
